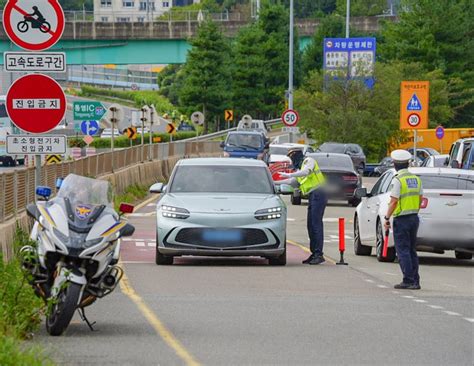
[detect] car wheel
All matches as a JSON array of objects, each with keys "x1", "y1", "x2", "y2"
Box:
[
  {"x1": 454, "y1": 251, "x2": 472, "y2": 260},
  {"x1": 376, "y1": 220, "x2": 396, "y2": 262},
  {"x1": 353, "y1": 216, "x2": 371, "y2": 256},
  {"x1": 155, "y1": 235, "x2": 173, "y2": 265},
  {"x1": 291, "y1": 193, "x2": 301, "y2": 205},
  {"x1": 269, "y1": 243, "x2": 286, "y2": 266}
]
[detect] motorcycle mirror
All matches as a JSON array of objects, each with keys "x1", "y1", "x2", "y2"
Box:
[
  {"x1": 35, "y1": 186, "x2": 52, "y2": 200},
  {"x1": 55, "y1": 177, "x2": 64, "y2": 190},
  {"x1": 119, "y1": 203, "x2": 134, "y2": 214}
]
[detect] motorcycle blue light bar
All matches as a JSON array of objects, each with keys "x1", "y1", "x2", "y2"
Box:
[{"x1": 36, "y1": 186, "x2": 52, "y2": 198}]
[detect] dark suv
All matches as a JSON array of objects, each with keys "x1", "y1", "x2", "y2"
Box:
[{"x1": 317, "y1": 142, "x2": 366, "y2": 173}]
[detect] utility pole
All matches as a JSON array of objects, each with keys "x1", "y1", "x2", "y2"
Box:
[
  {"x1": 345, "y1": 0, "x2": 350, "y2": 38},
  {"x1": 288, "y1": 0, "x2": 294, "y2": 142}
]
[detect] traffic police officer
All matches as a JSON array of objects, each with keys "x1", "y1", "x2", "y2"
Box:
[
  {"x1": 384, "y1": 150, "x2": 423, "y2": 289},
  {"x1": 280, "y1": 150, "x2": 327, "y2": 265}
]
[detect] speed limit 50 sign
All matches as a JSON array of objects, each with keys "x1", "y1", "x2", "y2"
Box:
[{"x1": 282, "y1": 109, "x2": 299, "y2": 127}]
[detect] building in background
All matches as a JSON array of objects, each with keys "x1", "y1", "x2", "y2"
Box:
[{"x1": 94, "y1": 0, "x2": 200, "y2": 22}]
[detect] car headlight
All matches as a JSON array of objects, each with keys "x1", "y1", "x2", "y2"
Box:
[
  {"x1": 255, "y1": 207, "x2": 283, "y2": 220},
  {"x1": 161, "y1": 205, "x2": 190, "y2": 219}
]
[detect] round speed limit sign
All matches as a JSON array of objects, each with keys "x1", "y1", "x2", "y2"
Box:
[
  {"x1": 282, "y1": 109, "x2": 299, "y2": 127},
  {"x1": 407, "y1": 113, "x2": 421, "y2": 127}
]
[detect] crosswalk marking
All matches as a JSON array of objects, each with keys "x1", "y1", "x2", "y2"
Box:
[{"x1": 136, "y1": 241, "x2": 145, "y2": 247}]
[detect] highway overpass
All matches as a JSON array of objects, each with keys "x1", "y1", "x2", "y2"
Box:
[{"x1": 0, "y1": 16, "x2": 394, "y2": 65}]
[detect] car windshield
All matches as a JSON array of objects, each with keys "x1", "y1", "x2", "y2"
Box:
[
  {"x1": 318, "y1": 143, "x2": 345, "y2": 153},
  {"x1": 226, "y1": 134, "x2": 262, "y2": 149},
  {"x1": 269, "y1": 146, "x2": 291, "y2": 155},
  {"x1": 419, "y1": 174, "x2": 474, "y2": 190},
  {"x1": 170, "y1": 165, "x2": 273, "y2": 194},
  {"x1": 57, "y1": 174, "x2": 113, "y2": 207},
  {"x1": 309, "y1": 154, "x2": 354, "y2": 170}
]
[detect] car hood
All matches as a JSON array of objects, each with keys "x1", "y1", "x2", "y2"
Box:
[{"x1": 161, "y1": 193, "x2": 281, "y2": 214}]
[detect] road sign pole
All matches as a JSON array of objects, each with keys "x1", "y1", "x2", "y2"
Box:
[
  {"x1": 35, "y1": 155, "x2": 41, "y2": 194},
  {"x1": 345, "y1": 0, "x2": 350, "y2": 38},
  {"x1": 288, "y1": 0, "x2": 294, "y2": 143},
  {"x1": 413, "y1": 129, "x2": 417, "y2": 167},
  {"x1": 140, "y1": 109, "x2": 145, "y2": 163},
  {"x1": 149, "y1": 121, "x2": 153, "y2": 161}
]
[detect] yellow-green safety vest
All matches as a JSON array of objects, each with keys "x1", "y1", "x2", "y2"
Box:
[
  {"x1": 296, "y1": 158, "x2": 326, "y2": 195},
  {"x1": 393, "y1": 169, "x2": 422, "y2": 217}
]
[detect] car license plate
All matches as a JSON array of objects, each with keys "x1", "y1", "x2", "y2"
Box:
[{"x1": 202, "y1": 230, "x2": 242, "y2": 242}]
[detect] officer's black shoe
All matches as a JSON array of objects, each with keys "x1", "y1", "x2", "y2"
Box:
[
  {"x1": 394, "y1": 282, "x2": 420, "y2": 290},
  {"x1": 308, "y1": 256, "x2": 325, "y2": 265},
  {"x1": 302, "y1": 254, "x2": 315, "y2": 264}
]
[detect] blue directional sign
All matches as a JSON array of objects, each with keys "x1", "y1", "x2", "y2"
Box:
[
  {"x1": 80, "y1": 120, "x2": 99, "y2": 136},
  {"x1": 323, "y1": 37, "x2": 376, "y2": 88},
  {"x1": 407, "y1": 94, "x2": 422, "y2": 111}
]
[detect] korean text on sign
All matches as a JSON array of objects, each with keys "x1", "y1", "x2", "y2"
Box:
[{"x1": 13, "y1": 99, "x2": 60, "y2": 109}]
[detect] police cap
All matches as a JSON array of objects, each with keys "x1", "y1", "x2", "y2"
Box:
[{"x1": 390, "y1": 149, "x2": 412, "y2": 163}]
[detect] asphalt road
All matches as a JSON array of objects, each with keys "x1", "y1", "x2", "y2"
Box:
[{"x1": 36, "y1": 177, "x2": 473, "y2": 365}]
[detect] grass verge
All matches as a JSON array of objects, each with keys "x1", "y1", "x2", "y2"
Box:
[
  {"x1": 0, "y1": 226, "x2": 53, "y2": 365},
  {"x1": 114, "y1": 184, "x2": 150, "y2": 211}
]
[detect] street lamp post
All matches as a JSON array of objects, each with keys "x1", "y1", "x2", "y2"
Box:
[{"x1": 288, "y1": 0, "x2": 294, "y2": 142}]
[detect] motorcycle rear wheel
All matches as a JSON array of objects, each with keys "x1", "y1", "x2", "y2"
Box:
[
  {"x1": 46, "y1": 282, "x2": 82, "y2": 336},
  {"x1": 39, "y1": 21, "x2": 51, "y2": 33}
]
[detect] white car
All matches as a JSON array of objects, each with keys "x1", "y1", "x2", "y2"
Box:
[
  {"x1": 448, "y1": 138, "x2": 474, "y2": 168},
  {"x1": 268, "y1": 143, "x2": 314, "y2": 164},
  {"x1": 237, "y1": 119, "x2": 269, "y2": 137},
  {"x1": 420, "y1": 154, "x2": 449, "y2": 168},
  {"x1": 353, "y1": 168, "x2": 474, "y2": 262}
]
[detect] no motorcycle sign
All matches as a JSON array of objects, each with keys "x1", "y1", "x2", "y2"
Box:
[{"x1": 2, "y1": 0, "x2": 65, "y2": 51}]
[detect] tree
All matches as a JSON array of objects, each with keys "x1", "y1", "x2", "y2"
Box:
[
  {"x1": 380, "y1": 0, "x2": 474, "y2": 126},
  {"x1": 178, "y1": 21, "x2": 232, "y2": 133},
  {"x1": 157, "y1": 64, "x2": 185, "y2": 106},
  {"x1": 279, "y1": 0, "x2": 337, "y2": 18},
  {"x1": 335, "y1": 0, "x2": 388, "y2": 16},
  {"x1": 295, "y1": 61, "x2": 452, "y2": 161},
  {"x1": 232, "y1": 24, "x2": 268, "y2": 118}
]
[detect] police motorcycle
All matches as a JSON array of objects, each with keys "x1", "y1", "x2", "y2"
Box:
[{"x1": 21, "y1": 174, "x2": 135, "y2": 336}]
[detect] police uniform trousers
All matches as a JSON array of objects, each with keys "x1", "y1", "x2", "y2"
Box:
[
  {"x1": 307, "y1": 188, "x2": 327, "y2": 257},
  {"x1": 393, "y1": 214, "x2": 420, "y2": 285}
]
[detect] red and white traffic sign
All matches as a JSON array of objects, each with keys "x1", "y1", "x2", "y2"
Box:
[
  {"x1": 282, "y1": 109, "x2": 299, "y2": 127},
  {"x1": 3, "y1": 0, "x2": 64, "y2": 51},
  {"x1": 407, "y1": 113, "x2": 421, "y2": 127},
  {"x1": 6, "y1": 74, "x2": 66, "y2": 133}
]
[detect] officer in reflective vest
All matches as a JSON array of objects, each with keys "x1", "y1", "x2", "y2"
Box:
[
  {"x1": 384, "y1": 150, "x2": 423, "y2": 290},
  {"x1": 280, "y1": 150, "x2": 328, "y2": 265}
]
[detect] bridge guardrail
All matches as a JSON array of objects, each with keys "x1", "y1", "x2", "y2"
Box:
[
  {"x1": 187, "y1": 119, "x2": 281, "y2": 141},
  {"x1": 0, "y1": 140, "x2": 220, "y2": 223}
]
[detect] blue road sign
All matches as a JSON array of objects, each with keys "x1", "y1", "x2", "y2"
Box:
[
  {"x1": 80, "y1": 120, "x2": 99, "y2": 136},
  {"x1": 435, "y1": 126, "x2": 445, "y2": 140},
  {"x1": 323, "y1": 37, "x2": 376, "y2": 88},
  {"x1": 407, "y1": 94, "x2": 422, "y2": 111}
]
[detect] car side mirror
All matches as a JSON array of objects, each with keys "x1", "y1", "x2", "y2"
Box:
[
  {"x1": 276, "y1": 184, "x2": 294, "y2": 195},
  {"x1": 119, "y1": 223, "x2": 135, "y2": 237},
  {"x1": 451, "y1": 160, "x2": 460, "y2": 169},
  {"x1": 220, "y1": 141, "x2": 225, "y2": 149},
  {"x1": 354, "y1": 187, "x2": 368, "y2": 199},
  {"x1": 149, "y1": 182, "x2": 164, "y2": 194}
]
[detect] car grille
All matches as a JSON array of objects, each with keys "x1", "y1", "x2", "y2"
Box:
[{"x1": 174, "y1": 228, "x2": 269, "y2": 248}]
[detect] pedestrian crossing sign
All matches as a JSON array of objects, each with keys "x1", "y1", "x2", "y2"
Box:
[{"x1": 407, "y1": 94, "x2": 422, "y2": 111}]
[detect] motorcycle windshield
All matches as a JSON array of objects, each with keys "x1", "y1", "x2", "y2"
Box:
[{"x1": 57, "y1": 174, "x2": 113, "y2": 208}]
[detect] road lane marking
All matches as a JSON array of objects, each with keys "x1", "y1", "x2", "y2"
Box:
[
  {"x1": 413, "y1": 299, "x2": 427, "y2": 303},
  {"x1": 147, "y1": 242, "x2": 155, "y2": 247},
  {"x1": 136, "y1": 241, "x2": 145, "y2": 247},
  {"x1": 365, "y1": 279, "x2": 375, "y2": 283},
  {"x1": 287, "y1": 218, "x2": 295, "y2": 222},
  {"x1": 377, "y1": 285, "x2": 388, "y2": 288},
  {"x1": 463, "y1": 318, "x2": 474, "y2": 323},
  {"x1": 384, "y1": 272, "x2": 398, "y2": 276},
  {"x1": 119, "y1": 270, "x2": 201, "y2": 366},
  {"x1": 444, "y1": 311, "x2": 461, "y2": 316},
  {"x1": 402, "y1": 295, "x2": 415, "y2": 299},
  {"x1": 287, "y1": 240, "x2": 336, "y2": 265},
  {"x1": 133, "y1": 194, "x2": 160, "y2": 211},
  {"x1": 428, "y1": 305, "x2": 444, "y2": 309}
]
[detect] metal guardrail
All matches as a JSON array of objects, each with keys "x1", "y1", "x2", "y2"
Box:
[
  {"x1": 0, "y1": 141, "x2": 220, "y2": 223},
  {"x1": 188, "y1": 119, "x2": 281, "y2": 141}
]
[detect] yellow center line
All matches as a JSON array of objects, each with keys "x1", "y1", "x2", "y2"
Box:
[
  {"x1": 287, "y1": 240, "x2": 337, "y2": 265},
  {"x1": 119, "y1": 269, "x2": 201, "y2": 366}
]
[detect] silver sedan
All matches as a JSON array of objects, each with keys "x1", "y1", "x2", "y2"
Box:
[{"x1": 149, "y1": 158, "x2": 291, "y2": 265}]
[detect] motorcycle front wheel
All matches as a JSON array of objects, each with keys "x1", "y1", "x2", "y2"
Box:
[
  {"x1": 46, "y1": 282, "x2": 82, "y2": 336},
  {"x1": 39, "y1": 21, "x2": 51, "y2": 33},
  {"x1": 17, "y1": 21, "x2": 28, "y2": 33}
]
